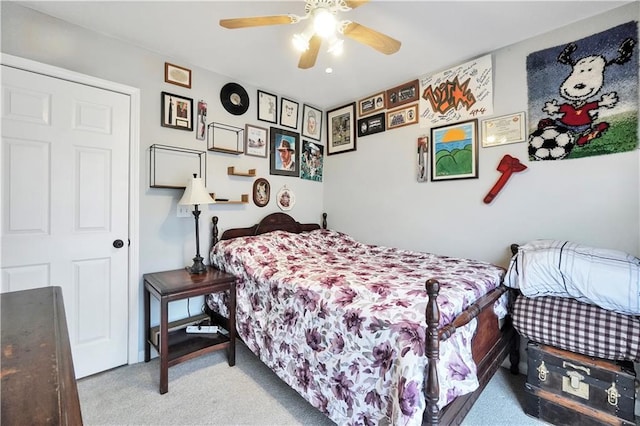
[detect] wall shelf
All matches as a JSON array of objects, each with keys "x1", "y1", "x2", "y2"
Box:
[
  {"x1": 227, "y1": 167, "x2": 256, "y2": 177},
  {"x1": 210, "y1": 193, "x2": 249, "y2": 204},
  {"x1": 207, "y1": 122, "x2": 243, "y2": 155},
  {"x1": 149, "y1": 144, "x2": 206, "y2": 189}
]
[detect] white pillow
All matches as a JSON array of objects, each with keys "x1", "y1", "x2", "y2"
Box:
[{"x1": 506, "y1": 240, "x2": 640, "y2": 315}]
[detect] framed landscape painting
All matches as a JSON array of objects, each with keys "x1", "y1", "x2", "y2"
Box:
[{"x1": 430, "y1": 119, "x2": 478, "y2": 181}]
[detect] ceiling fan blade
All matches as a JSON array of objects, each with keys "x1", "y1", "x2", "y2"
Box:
[
  {"x1": 344, "y1": 0, "x2": 371, "y2": 9},
  {"x1": 298, "y1": 35, "x2": 322, "y2": 69},
  {"x1": 342, "y1": 22, "x2": 401, "y2": 55},
  {"x1": 220, "y1": 15, "x2": 294, "y2": 29}
]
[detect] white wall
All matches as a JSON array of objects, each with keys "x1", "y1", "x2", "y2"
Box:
[
  {"x1": 2, "y1": 2, "x2": 639, "y2": 361},
  {"x1": 0, "y1": 2, "x2": 324, "y2": 357},
  {"x1": 324, "y1": 3, "x2": 640, "y2": 267}
]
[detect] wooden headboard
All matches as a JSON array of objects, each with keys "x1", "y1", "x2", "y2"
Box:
[{"x1": 211, "y1": 212, "x2": 327, "y2": 247}]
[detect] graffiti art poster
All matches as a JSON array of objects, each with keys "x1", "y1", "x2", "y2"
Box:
[{"x1": 419, "y1": 54, "x2": 493, "y2": 128}]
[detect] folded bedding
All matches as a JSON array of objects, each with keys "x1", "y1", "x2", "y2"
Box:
[{"x1": 506, "y1": 240, "x2": 640, "y2": 315}]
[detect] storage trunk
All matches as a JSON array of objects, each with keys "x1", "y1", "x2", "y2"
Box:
[{"x1": 525, "y1": 341, "x2": 637, "y2": 426}]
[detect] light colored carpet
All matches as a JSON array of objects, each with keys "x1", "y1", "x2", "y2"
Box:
[{"x1": 77, "y1": 343, "x2": 545, "y2": 425}]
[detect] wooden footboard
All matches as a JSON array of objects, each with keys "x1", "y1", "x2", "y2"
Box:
[{"x1": 423, "y1": 279, "x2": 517, "y2": 425}]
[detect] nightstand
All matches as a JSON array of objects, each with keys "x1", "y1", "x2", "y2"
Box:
[{"x1": 143, "y1": 266, "x2": 236, "y2": 394}]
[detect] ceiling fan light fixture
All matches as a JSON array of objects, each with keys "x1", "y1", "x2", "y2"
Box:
[
  {"x1": 327, "y1": 37, "x2": 344, "y2": 56},
  {"x1": 313, "y1": 8, "x2": 337, "y2": 38},
  {"x1": 292, "y1": 24, "x2": 314, "y2": 52},
  {"x1": 292, "y1": 33, "x2": 310, "y2": 51}
]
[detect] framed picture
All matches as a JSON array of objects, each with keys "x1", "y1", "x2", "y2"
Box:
[
  {"x1": 161, "y1": 92, "x2": 193, "y2": 131},
  {"x1": 357, "y1": 112, "x2": 386, "y2": 137},
  {"x1": 257, "y1": 90, "x2": 277, "y2": 124},
  {"x1": 301, "y1": 140, "x2": 324, "y2": 182},
  {"x1": 301, "y1": 104, "x2": 322, "y2": 141},
  {"x1": 270, "y1": 127, "x2": 300, "y2": 177},
  {"x1": 358, "y1": 92, "x2": 385, "y2": 117},
  {"x1": 280, "y1": 98, "x2": 299, "y2": 129},
  {"x1": 481, "y1": 112, "x2": 526, "y2": 147},
  {"x1": 244, "y1": 124, "x2": 268, "y2": 157},
  {"x1": 326, "y1": 102, "x2": 356, "y2": 156},
  {"x1": 252, "y1": 178, "x2": 270, "y2": 207},
  {"x1": 276, "y1": 186, "x2": 295, "y2": 211},
  {"x1": 164, "y1": 62, "x2": 191, "y2": 89},
  {"x1": 386, "y1": 103, "x2": 419, "y2": 130},
  {"x1": 430, "y1": 119, "x2": 479, "y2": 181},
  {"x1": 196, "y1": 100, "x2": 207, "y2": 140},
  {"x1": 386, "y1": 79, "x2": 419, "y2": 109}
]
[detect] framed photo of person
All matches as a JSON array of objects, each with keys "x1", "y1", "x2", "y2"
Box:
[
  {"x1": 301, "y1": 104, "x2": 322, "y2": 141},
  {"x1": 269, "y1": 127, "x2": 300, "y2": 177},
  {"x1": 326, "y1": 102, "x2": 356, "y2": 155},
  {"x1": 300, "y1": 140, "x2": 324, "y2": 182},
  {"x1": 161, "y1": 92, "x2": 193, "y2": 131},
  {"x1": 280, "y1": 98, "x2": 299, "y2": 129},
  {"x1": 257, "y1": 90, "x2": 277, "y2": 124}
]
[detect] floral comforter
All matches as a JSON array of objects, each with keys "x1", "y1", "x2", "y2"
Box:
[{"x1": 208, "y1": 229, "x2": 507, "y2": 426}]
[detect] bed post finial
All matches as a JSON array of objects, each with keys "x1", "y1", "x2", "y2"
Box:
[
  {"x1": 322, "y1": 212, "x2": 327, "y2": 229},
  {"x1": 211, "y1": 216, "x2": 219, "y2": 249},
  {"x1": 425, "y1": 278, "x2": 440, "y2": 425}
]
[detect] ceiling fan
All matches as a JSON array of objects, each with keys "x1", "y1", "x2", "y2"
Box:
[{"x1": 219, "y1": 0, "x2": 401, "y2": 69}]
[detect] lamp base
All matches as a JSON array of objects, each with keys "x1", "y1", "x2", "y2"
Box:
[{"x1": 186, "y1": 255, "x2": 207, "y2": 274}]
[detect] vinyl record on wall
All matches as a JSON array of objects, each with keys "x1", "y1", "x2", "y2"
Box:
[{"x1": 220, "y1": 82, "x2": 249, "y2": 115}]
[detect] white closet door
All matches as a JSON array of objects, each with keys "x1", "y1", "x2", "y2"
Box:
[{"x1": 1, "y1": 65, "x2": 130, "y2": 378}]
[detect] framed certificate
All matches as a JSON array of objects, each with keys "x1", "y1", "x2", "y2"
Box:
[{"x1": 481, "y1": 112, "x2": 526, "y2": 147}]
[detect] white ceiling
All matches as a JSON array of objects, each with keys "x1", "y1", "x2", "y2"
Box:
[{"x1": 16, "y1": 0, "x2": 629, "y2": 109}]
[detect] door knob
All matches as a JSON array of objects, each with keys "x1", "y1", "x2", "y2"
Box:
[{"x1": 113, "y1": 239, "x2": 124, "y2": 249}]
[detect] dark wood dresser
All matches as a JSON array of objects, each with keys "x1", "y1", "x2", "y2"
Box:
[{"x1": 1, "y1": 286, "x2": 83, "y2": 425}]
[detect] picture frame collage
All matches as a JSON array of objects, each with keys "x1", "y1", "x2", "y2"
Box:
[
  {"x1": 350, "y1": 79, "x2": 421, "y2": 146},
  {"x1": 159, "y1": 59, "x2": 528, "y2": 191},
  {"x1": 344, "y1": 72, "x2": 528, "y2": 185},
  {"x1": 160, "y1": 61, "x2": 326, "y2": 211},
  {"x1": 257, "y1": 91, "x2": 324, "y2": 183}
]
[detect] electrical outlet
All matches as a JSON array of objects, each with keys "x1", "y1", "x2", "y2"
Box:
[{"x1": 177, "y1": 204, "x2": 192, "y2": 218}]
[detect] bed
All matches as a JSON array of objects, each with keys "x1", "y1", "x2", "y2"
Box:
[
  {"x1": 506, "y1": 240, "x2": 640, "y2": 362},
  {"x1": 206, "y1": 213, "x2": 517, "y2": 425}
]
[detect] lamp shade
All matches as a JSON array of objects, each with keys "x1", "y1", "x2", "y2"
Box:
[{"x1": 178, "y1": 175, "x2": 215, "y2": 206}]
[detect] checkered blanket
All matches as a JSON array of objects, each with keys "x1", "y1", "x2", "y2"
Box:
[{"x1": 513, "y1": 295, "x2": 640, "y2": 362}]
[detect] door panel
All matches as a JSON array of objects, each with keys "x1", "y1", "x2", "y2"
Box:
[{"x1": 1, "y1": 65, "x2": 130, "y2": 378}]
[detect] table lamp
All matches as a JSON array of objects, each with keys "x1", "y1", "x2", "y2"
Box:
[{"x1": 178, "y1": 174, "x2": 215, "y2": 274}]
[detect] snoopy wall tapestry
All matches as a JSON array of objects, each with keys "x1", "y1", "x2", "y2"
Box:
[{"x1": 526, "y1": 21, "x2": 638, "y2": 161}]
